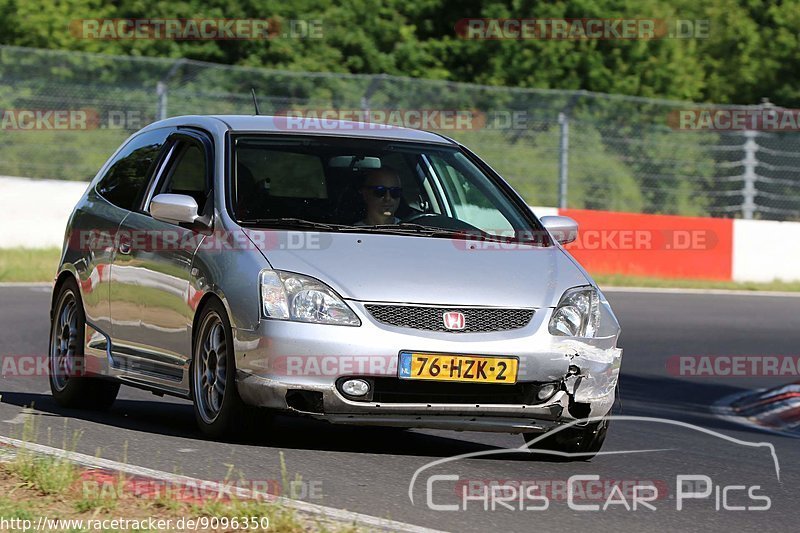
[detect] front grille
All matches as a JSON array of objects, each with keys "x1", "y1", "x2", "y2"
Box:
[
  {"x1": 364, "y1": 304, "x2": 534, "y2": 333},
  {"x1": 343, "y1": 377, "x2": 555, "y2": 405}
]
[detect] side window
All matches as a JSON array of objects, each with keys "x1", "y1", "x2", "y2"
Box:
[
  {"x1": 429, "y1": 154, "x2": 515, "y2": 233},
  {"x1": 154, "y1": 141, "x2": 210, "y2": 213},
  {"x1": 96, "y1": 129, "x2": 169, "y2": 211}
]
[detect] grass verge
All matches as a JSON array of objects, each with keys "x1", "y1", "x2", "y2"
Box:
[
  {"x1": 0, "y1": 462, "x2": 355, "y2": 532},
  {"x1": 0, "y1": 415, "x2": 359, "y2": 532},
  {"x1": 0, "y1": 248, "x2": 59, "y2": 282}
]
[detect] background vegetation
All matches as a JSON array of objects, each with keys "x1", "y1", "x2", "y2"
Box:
[
  {"x1": 1, "y1": 0, "x2": 798, "y2": 106},
  {"x1": 1, "y1": 0, "x2": 798, "y2": 218}
]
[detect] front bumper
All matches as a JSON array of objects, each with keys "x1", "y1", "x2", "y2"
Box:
[{"x1": 233, "y1": 302, "x2": 621, "y2": 433}]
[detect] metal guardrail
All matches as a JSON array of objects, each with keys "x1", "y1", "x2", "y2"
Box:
[{"x1": 1, "y1": 45, "x2": 799, "y2": 220}]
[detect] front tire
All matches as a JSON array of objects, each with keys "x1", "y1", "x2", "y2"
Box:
[
  {"x1": 49, "y1": 278, "x2": 119, "y2": 409},
  {"x1": 190, "y1": 299, "x2": 249, "y2": 438}
]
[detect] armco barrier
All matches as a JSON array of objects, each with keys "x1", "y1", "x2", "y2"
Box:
[{"x1": 0, "y1": 177, "x2": 797, "y2": 283}]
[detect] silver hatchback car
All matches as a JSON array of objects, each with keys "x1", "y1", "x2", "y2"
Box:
[{"x1": 50, "y1": 115, "x2": 622, "y2": 456}]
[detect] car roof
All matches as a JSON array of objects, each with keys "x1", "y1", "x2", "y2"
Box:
[{"x1": 140, "y1": 115, "x2": 457, "y2": 145}]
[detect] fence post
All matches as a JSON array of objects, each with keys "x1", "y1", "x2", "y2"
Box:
[
  {"x1": 156, "y1": 82, "x2": 167, "y2": 121},
  {"x1": 361, "y1": 74, "x2": 387, "y2": 120},
  {"x1": 156, "y1": 59, "x2": 188, "y2": 121},
  {"x1": 558, "y1": 112, "x2": 569, "y2": 209},
  {"x1": 741, "y1": 130, "x2": 757, "y2": 219}
]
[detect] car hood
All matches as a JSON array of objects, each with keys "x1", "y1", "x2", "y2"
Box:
[{"x1": 244, "y1": 230, "x2": 590, "y2": 308}]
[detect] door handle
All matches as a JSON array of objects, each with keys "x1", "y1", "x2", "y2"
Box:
[{"x1": 118, "y1": 241, "x2": 132, "y2": 255}]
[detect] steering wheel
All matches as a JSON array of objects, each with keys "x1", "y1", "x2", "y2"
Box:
[{"x1": 402, "y1": 212, "x2": 439, "y2": 223}]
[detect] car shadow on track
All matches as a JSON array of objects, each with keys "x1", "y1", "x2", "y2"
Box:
[
  {"x1": 0, "y1": 372, "x2": 783, "y2": 465},
  {"x1": 0, "y1": 391, "x2": 517, "y2": 459}
]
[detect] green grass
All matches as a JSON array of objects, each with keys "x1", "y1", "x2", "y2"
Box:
[
  {"x1": 9, "y1": 415, "x2": 81, "y2": 495},
  {"x1": 0, "y1": 414, "x2": 359, "y2": 532},
  {"x1": 0, "y1": 247, "x2": 60, "y2": 282},
  {"x1": 0, "y1": 461, "x2": 359, "y2": 532},
  {"x1": 0, "y1": 496, "x2": 35, "y2": 521}
]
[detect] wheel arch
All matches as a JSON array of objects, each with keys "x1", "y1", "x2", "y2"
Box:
[
  {"x1": 51, "y1": 267, "x2": 80, "y2": 319},
  {"x1": 190, "y1": 289, "x2": 236, "y2": 358}
]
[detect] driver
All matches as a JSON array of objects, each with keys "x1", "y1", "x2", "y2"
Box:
[{"x1": 356, "y1": 167, "x2": 403, "y2": 225}]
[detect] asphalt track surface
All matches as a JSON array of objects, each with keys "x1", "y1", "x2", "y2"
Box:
[{"x1": 1, "y1": 285, "x2": 799, "y2": 532}]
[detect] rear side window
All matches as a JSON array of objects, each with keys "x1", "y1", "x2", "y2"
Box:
[{"x1": 96, "y1": 129, "x2": 169, "y2": 211}]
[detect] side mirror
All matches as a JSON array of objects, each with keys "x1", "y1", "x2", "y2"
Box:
[
  {"x1": 540, "y1": 215, "x2": 578, "y2": 245},
  {"x1": 150, "y1": 193, "x2": 199, "y2": 225}
]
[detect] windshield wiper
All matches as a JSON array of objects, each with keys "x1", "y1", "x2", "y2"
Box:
[
  {"x1": 238, "y1": 218, "x2": 347, "y2": 231},
  {"x1": 339, "y1": 223, "x2": 470, "y2": 238},
  {"x1": 366, "y1": 223, "x2": 445, "y2": 232},
  {"x1": 350, "y1": 224, "x2": 544, "y2": 244},
  {"x1": 239, "y1": 219, "x2": 542, "y2": 244}
]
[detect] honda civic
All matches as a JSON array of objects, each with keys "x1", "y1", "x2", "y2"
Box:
[{"x1": 49, "y1": 115, "x2": 622, "y2": 457}]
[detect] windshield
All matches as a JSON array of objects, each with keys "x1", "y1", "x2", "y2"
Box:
[{"x1": 231, "y1": 135, "x2": 545, "y2": 242}]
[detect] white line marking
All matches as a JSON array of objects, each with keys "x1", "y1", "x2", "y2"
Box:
[
  {"x1": 601, "y1": 286, "x2": 800, "y2": 297},
  {"x1": 0, "y1": 435, "x2": 446, "y2": 533}
]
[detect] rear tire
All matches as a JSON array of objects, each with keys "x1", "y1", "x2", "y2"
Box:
[
  {"x1": 49, "y1": 278, "x2": 120, "y2": 410},
  {"x1": 523, "y1": 418, "x2": 609, "y2": 461}
]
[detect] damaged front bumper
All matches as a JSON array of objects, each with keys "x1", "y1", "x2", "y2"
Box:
[{"x1": 233, "y1": 301, "x2": 622, "y2": 434}]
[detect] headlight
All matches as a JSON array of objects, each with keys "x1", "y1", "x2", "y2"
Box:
[
  {"x1": 259, "y1": 270, "x2": 360, "y2": 326},
  {"x1": 548, "y1": 285, "x2": 600, "y2": 337}
]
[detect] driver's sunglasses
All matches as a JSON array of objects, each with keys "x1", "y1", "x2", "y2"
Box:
[{"x1": 365, "y1": 186, "x2": 403, "y2": 199}]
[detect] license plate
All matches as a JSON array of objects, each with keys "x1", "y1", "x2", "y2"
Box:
[{"x1": 398, "y1": 352, "x2": 518, "y2": 384}]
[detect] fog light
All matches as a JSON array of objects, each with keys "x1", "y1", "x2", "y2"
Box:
[
  {"x1": 342, "y1": 379, "x2": 370, "y2": 397},
  {"x1": 537, "y1": 383, "x2": 557, "y2": 401}
]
